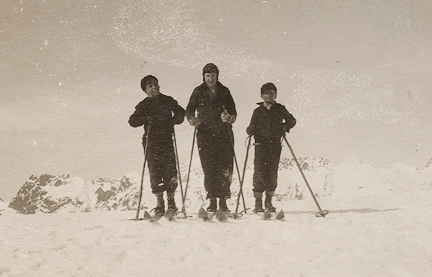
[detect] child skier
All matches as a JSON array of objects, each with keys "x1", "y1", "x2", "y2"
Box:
[
  {"x1": 129, "y1": 75, "x2": 185, "y2": 217},
  {"x1": 246, "y1": 83, "x2": 296, "y2": 212}
]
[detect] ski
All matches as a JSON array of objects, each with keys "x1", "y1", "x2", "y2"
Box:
[
  {"x1": 164, "y1": 208, "x2": 177, "y2": 221},
  {"x1": 262, "y1": 209, "x2": 272, "y2": 220},
  {"x1": 198, "y1": 207, "x2": 211, "y2": 221},
  {"x1": 215, "y1": 208, "x2": 228, "y2": 222},
  {"x1": 251, "y1": 209, "x2": 285, "y2": 220},
  {"x1": 275, "y1": 210, "x2": 285, "y2": 220},
  {"x1": 144, "y1": 210, "x2": 156, "y2": 221}
]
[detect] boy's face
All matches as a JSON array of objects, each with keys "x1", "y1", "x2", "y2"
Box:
[
  {"x1": 144, "y1": 79, "x2": 160, "y2": 97},
  {"x1": 261, "y1": 89, "x2": 276, "y2": 104},
  {"x1": 204, "y1": 73, "x2": 218, "y2": 87}
]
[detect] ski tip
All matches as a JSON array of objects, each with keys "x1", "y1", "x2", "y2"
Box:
[
  {"x1": 263, "y1": 209, "x2": 272, "y2": 220},
  {"x1": 164, "y1": 209, "x2": 176, "y2": 221},
  {"x1": 153, "y1": 213, "x2": 164, "y2": 221},
  {"x1": 215, "y1": 208, "x2": 228, "y2": 222},
  {"x1": 275, "y1": 209, "x2": 285, "y2": 220},
  {"x1": 198, "y1": 207, "x2": 210, "y2": 221},
  {"x1": 143, "y1": 211, "x2": 153, "y2": 221}
]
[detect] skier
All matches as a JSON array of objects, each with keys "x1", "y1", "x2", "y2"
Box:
[
  {"x1": 246, "y1": 83, "x2": 296, "y2": 212},
  {"x1": 129, "y1": 75, "x2": 185, "y2": 217},
  {"x1": 186, "y1": 63, "x2": 237, "y2": 212}
]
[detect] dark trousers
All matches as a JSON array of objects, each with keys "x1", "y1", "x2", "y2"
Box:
[
  {"x1": 253, "y1": 142, "x2": 282, "y2": 193},
  {"x1": 143, "y1": 136, "x2": 178, "y2": 194},
  {"x1": 197, "y1": 127, "x2": 234, "y2": 199}
]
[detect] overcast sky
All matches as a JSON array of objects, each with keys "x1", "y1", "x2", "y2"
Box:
[{"x1": 1, "y1": 0, "x2": 431, "y2": 200}]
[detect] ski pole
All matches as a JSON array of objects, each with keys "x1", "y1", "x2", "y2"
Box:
[
  {"x1": 282, "y1": 135, "x2": 328, "y2": 217},
  {"x1": 182, "y1": 127, "x2": 197, "y2": 212},
  {"x1": 226, "y1": 124, "x2": 247, "y2": 213},
  {"x1": 135, "y1": 123, "x2": 151, "y2": 220},
  {"x1": 172, "y1": 128, "x2": 187, "y2": 217},
  {"x1": 233, "y1": 135, "x2": 252, "y2": 217}
]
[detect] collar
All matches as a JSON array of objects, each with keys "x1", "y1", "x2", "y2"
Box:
[{"x1": 257, "y1": 101, "x2": 276, "y2": 110}]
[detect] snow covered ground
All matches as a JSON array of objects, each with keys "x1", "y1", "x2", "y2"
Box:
[{"x1": 1, "y1": 171, "x2": 432, "y2": 276}]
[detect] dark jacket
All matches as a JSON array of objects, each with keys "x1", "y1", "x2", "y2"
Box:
[
  {"x1": 129, "y1": 93, "x2": 185, "y2": 141},
  {"x1": 186, "y1": 82, "x2": 236, "y2": 131},
  {"x1": 248, "y1": 102, "x2": 296, "y2": 143}
]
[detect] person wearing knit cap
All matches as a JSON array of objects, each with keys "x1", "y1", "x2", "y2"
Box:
[
  {"x1": 186, "y1": 63, "x2": 237, "y2": 213},
  {"x1": 246, "y1": 82, "x2": 296, "y2": 213}
]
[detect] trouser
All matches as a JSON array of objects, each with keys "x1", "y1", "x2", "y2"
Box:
[
  {"x1": 143, "y1": 135, "x2": 178, "y2": 194},
  {"x1": 197, "y1": 127, "x2": 234, "y2": 199},
  {"x1": 253, "y1": 141, "x2": 282, "y2": 193}
]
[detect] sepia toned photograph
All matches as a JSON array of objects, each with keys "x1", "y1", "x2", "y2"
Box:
[{"x1": 1, "y1": 0, "x2": 431, "y2": 276}]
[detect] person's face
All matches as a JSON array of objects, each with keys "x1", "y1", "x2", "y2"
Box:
[
  {"x1": 145, "y1": 79, "x2": 160, "y2": 97},
  {"x1": 261, "y1": 89, "x2": 277, "y2": 104},
  {"x1": 204, "y1": 73, "x2": 218, "y2": 87}
]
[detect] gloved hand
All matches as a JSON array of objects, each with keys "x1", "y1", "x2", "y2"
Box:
[
  {"x1": 246, "y1": 125, "x2": 256, "y2": 136},
  {"x1": 221, "y1": 110, "x2": 236, "y2": 124},
  {"x1": 282, "y1": 123, "x2": 291, "y2": 133},
  {"x1": 171, "y1": 115, "x2": 184, "y2": 126},
  {"x1": 189, "y1": 117, "x2": 202, "y2": 128}
]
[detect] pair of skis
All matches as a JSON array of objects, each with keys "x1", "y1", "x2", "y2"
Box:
[
  {"x1": 197, "y1": 208, "x2": 285, "y2": 222},
  {"x1": 138, "y1": 209, "x2": 177, "y2": 222}
]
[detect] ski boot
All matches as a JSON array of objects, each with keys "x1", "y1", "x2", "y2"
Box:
[
  {"x1": 253, "y1": 192, "x2": 264, "y2": 213},
  {"x1": 153, "y1": 192, "x2": 165, "y2": 218},
  {"x1": 167, "y1": 191, "x2": 178, "y2": 213},
  {"x1": 215, "y1": 208, "x2": 228, "y2": 222},
  {"x1": 207, "y1": 197, "x2": 217, "y2": 213},
  {"x1": 264, "y1": 191, "x2": 276, "y2": 213},
  {"x1": 219, "y1": 197, "x2": 230, "y2": 213}
]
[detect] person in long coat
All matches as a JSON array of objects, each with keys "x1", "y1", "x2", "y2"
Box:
[{"x1": 186, "y1": 63, "x2": 237, "y2": 212}]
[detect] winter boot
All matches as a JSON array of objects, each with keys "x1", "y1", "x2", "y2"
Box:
[
  {"x1": 219, "y1": 197, "x2": 230, "y2": 213},
  {"x1": 253, "y1": 192, "x2": 264, "y2": 213},
  {"x1": 265, "y1": 191, "x2": 276, "y2": 212},
  {"x1": 166, "y1": 191, "x2": 178, "y2": 213},
  {"x1": 154, "y1": 192, "x2": 165, "y2": 217},
  {"x1": 207, "y1": 197, "x2": 217, "y2": 213}
]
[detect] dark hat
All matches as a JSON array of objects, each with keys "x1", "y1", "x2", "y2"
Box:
[
  {"x1": 141, "y1": 75, "x2": 158, "y2": 91},
  {"x1": 261, "y1": 82, "x2": 277, "y2": 95},
  {"x1": 202, "y1": 63, "x2": 219, "y2": 76}
]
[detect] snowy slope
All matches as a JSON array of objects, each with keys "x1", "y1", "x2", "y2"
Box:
[
  {"x1": 1, "y1": 195, "x2": 431, "y2": 276},
  {"x1": 1, "y1": 158, "x2": 432, "y2": 276}
]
